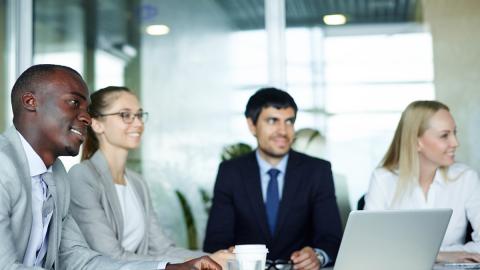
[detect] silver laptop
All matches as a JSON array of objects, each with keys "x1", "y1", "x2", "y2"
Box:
[{"x1": 334, "y1": 209, "x2": 453, "y2": 270}]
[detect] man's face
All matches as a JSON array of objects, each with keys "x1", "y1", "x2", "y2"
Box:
[
  {"x1": 35, "y1": 70, "x2": 91, "y2": 157},
  {"x1": 248, "y1": 106, "x2": 296, "y2": 165}
]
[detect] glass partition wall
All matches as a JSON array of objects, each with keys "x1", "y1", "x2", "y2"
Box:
[
  {"x1": 32, "y1": 0, "x2": 143, "y2": 171},
  {"x1": 140, "y1": 0, "x2": 266, "y2": 247},
  {"x1": 2, "y1": 0, "x2": 32, "y2": 130},
  {"x1": 30, "y1": 0, "x2": 268, "y2": 248},
  {"x1": 0, "y1": 0, "x2": 7, "y2": 131},
  {"x1": 3, "y1": 0, "x2": 431, "y2": 249}
]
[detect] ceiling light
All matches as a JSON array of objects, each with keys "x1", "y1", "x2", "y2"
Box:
[
  {"x1": 323, "y1": 14, "x2": 347, "y2": 26},
  {"x1": 146, "y1": 24, "x2": 170, "y2": 36}
]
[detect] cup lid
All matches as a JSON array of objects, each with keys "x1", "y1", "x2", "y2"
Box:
[{"x1": 233, "y1": 244, "x2": 269, "y2": 253}]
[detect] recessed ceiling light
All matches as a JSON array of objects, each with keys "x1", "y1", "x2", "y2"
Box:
[
  {"x1": 146, "y1": 24, "x2": 170, "y2": 36},
  {"x1": 323, "y1": 14, "x2": 347, "y2": 26}
]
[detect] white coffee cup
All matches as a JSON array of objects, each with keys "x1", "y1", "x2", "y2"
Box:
[{"x1": 233, "y1": 244, "x2": 269, "y2": 270}]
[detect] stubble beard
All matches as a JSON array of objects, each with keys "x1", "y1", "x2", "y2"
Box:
[
  {"x1": 64, "y1": 145, "x2": 80, "y2": 157},
  {"x1": 259, "y1": 145, "x2": 290, "y2": 160}
]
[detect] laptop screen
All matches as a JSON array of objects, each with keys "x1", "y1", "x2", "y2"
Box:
[{"x1": 334, "y1": 209, "x2": 452, "y2": 270}]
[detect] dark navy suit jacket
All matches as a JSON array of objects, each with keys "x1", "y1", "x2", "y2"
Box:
[{"x1": 203, "y1": 150, "x2": 342, "y2": 262}]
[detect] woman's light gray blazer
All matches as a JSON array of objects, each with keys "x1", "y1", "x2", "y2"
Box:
[{"x1": 68, "y1": 150, "x2": 204, "y2": 263}]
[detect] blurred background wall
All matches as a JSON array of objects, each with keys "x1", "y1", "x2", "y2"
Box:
[{"x1": 423, "y1": 0, "x2": 480, "y2": 171}]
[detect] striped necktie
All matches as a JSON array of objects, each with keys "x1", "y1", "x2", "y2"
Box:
[{"x1": 36, "y1": 172, "x2": 54, "y2": 266}]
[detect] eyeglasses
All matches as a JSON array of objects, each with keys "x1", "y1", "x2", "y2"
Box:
[
  {"x1": 98, "y1": 111, "x2": 149, "y2": 124},
  {"x1": 265, "y1": 260, "x2": 293, "y2": 270}
]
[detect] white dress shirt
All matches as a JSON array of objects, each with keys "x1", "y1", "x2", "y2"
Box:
[
  {"x1": 115, "y1": 177, "x2": 146, "y2": 252},
  {"x1": 18, "y1": 131, "x2": 53, "y2": 267},
  {"x1": 365, "y1": 163, "x2": 480, "y2": 253},
  {"x1": 115, "y1": 177, "x2": 167, "y2": 270}
]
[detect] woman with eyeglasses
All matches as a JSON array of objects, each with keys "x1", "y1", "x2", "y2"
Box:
[
  {"x1": 68, "y1": 86, "x2": 231, "y2": 266},
  {"x1": 365, "y1": 100, "x2": 480, "y2": 263}
]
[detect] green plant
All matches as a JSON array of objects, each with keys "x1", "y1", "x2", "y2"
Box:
[
  {"x1": 220, "y1": 142, "x2": 253, "y2": 161},
  {"x1": 175, "y1": 190, "x2": 197, "y2": 250},
  {"x1": 199, "y1": 187, "x2": 212, "y2": 214},
  {"x1": 199, "y1": 142, "x2": 254, "y2": 217}
]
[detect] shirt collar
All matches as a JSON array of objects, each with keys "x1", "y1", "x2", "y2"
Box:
[
  {"x1": 432, "y1": 168, "x2": 447, "y2": 186},
  {"x1": 17, "y1": 131, "x2": 52, "y2": 177},
  {"x1": 255, "y1": 149, "x2": 289, "y2": 176}
]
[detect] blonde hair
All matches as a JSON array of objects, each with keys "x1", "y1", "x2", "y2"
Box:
[{"x1": 381, "y1": 100, "x2": 450, "y2": 205}]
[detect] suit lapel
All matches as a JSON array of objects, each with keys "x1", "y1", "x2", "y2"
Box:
[
  {"x1": 89, "y1": 151, "x2": 125, "y2": 238},
  {"x1": 274, "y1": 151, "x2": 302, "y2": 239},
  {"x1": 243, "y1": 153, "x2": 271, "y2": 241},
  {"x1": 4, "y1": 127, "x2": 35, "y2": 255},
  {"x1": 4, "y1": 127, "x2": 66, "y2": 269}
]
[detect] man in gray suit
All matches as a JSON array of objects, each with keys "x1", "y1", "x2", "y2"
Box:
[{"x1": 0, "y1": 64, "x2": 220, "y2": 270}]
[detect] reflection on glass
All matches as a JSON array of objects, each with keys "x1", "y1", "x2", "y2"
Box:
[
  {"x1": 95, "y1": 51, "x2": 125, "y2": 88},
  {"x1": 33, "y1": 0, "x2": 85, "y2": 71},
  {"x1": 141, "y1": 0, "x2": 267, "y2": 248},
  {"x1": 0, "y1": 0, "x2": 7, "y2": 131},
  {"x1": 33, "y1": 0, "x2": 87, "y2": 170},
  {"x1": 324, "y1": 31, "x2": 435, "y2": 208}
]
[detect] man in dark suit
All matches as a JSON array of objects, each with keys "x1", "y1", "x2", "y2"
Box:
[{"x1": 204, "y1": 88, "x2": 342, "y2": 270}]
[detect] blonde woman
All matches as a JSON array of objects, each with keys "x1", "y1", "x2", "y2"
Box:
[
  {"x1": 68, "y1": 86, "x2": 231, "y2": 267},
  {"x1": 365, "y1": 100, "x2": 480, "y2": 263}
]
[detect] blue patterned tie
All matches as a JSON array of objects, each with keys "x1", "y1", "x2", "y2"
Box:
[
  {"x1": 266, "y1": 168, "x2": 280, "y2": 235},
  {"x1": 37, "y1": 173, "x2": 54, "y2": 266}
]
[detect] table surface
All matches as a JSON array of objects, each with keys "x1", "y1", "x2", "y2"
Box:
[{"x1": 322, "y1": 263, "x2": 480, "y2": 270}]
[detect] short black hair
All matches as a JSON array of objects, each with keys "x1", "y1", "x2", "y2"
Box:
[
  {"x1": 244, "y1": 87, "x2": 298, "y2": 124},
  {"x1": 11, "y1": 64, "x2": 83, "y2": 117}
]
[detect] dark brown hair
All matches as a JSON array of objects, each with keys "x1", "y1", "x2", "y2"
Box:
[
  {"x1": 81, "y1": 86, "x2": 131, "y2": 160},
  {"x1": 245, "y1": 87, "x2": 298, "y2": 124}
]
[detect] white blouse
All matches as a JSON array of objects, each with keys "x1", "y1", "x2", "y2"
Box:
[
  {"x1": 365, "y1": 163, "x2": 480, "y2": 253},
  {"x1": 115, "y1": 177, "x2": 146, "y2": 252}
]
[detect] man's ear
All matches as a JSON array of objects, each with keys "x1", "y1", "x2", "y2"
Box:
[
  {"x1": 246, "y1": 118, "x2": 257, "y2": 136},
  {"x1": 21, "y1": 92, "x2": 37, "y2": 112}
]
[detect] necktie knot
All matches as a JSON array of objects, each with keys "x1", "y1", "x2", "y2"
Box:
[{"x1": 267, "y1": 168, "x2": 280, "y2": 179}]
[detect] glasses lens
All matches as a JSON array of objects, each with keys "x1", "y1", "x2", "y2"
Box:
[
  {"x1": 265, "y1": 260, "x2": 292, "y2": 270},
  {"x1": 139, "y1": 112, "x2": 148, "y2": 123},
  {"x1": 117, "y1": 111, "x2": 149, "y2": 123},
  {"x1": 119, "y1": 112, "x2": 133, "y2": 123}
]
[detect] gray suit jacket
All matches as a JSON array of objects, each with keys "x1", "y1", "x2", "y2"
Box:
[
  {"x1": 0, "y1": 127, "x2": 160, "y2": 270},
  {"x1": 68, "y1": 150, "x2": 204, "y2": 263}
]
